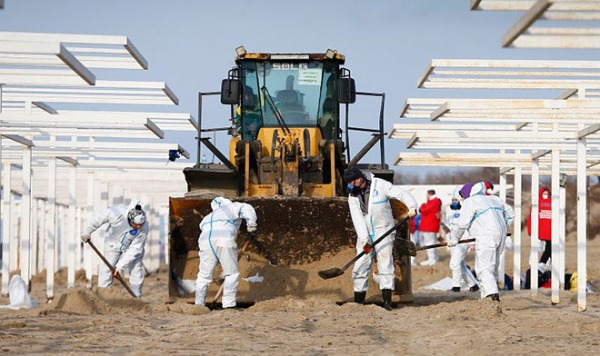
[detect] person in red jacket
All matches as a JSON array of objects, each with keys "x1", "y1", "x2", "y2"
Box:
[
  {"x1": 419, "y1": 189, "x2": 442, "y2": 266},
  {"x1": 527, "y1": 187, "x2": 552, "y2": 271}
]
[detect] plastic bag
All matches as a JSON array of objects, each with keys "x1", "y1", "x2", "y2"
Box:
[
  {"x1": 243, "y1": 273, "x2": 264, "y2": 283},
  {"x1": 0, "y1": 275, "x2": 35, "y2": 310}
]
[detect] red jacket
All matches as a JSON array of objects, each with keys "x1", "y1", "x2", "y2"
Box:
[
  {"x1": 527, "y1": 187, "x2": 552, "y2": 241},
  {"x1": 409, "y1": 217, "x2": 416, "y2": 234},
  {"x1": 419, "y1": 196, "x2": 441, "y2": 233}
]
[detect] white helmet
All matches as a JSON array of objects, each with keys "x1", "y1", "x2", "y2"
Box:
[{"x1": 127, "y1": 204, "x2": 146, "y2": 225}]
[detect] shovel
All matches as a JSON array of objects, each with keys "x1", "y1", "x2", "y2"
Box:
[
  {"x1": 396, "y1": 237, "x2": 476, "y2": 257},
  {"x1": 86, "y1": 240, "x2": 138, "y2": 298},
  {"x1": 318, "y1": 216, "x2": 410, "y2": 280}
]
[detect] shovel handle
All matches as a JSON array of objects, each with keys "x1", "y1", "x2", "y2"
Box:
[
  {"x1": 417, "y1": 238, "x2": 476, "y2": 251},
  {"x1": 339, "y1": 216, "x2": 411, "y2": 272},
  {"x1": 87, "y1": 240, "x2": 138, "y2": 298}
]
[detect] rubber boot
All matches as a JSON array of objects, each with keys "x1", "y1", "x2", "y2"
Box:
[
  {"x1": 382, "y1": 289, "x2": 393, "y2": 311},
  {"x1": 487, "y1": 293, "x2": 500, "y2": 302},
  {"x1": 354, "y1": 291, "x2": 366, "y2": 304}
]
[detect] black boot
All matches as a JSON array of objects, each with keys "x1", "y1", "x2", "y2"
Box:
[
  {"x1": 354, "y1": 291, "x2": 366, "y2": 304},
  {"x1": 469, "y1": 285, "x2": 480, "y2": 292},
  {"x1": 487, "y1": 293, "x2": 500, "y2": 302},
  {"x1": 450, "y1": 286, "x2": 461, "y2": 292},
  {"x1": 382, "y1": 289, "x2": 393, "y2": 311}
]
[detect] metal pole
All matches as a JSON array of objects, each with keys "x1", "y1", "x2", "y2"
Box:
[
  {"x1": 197, "y1": 92, "x2": 203, "y2": 166},
  {"x1": 20, "y1": 146, "x2": 32, "y2": 290},
  {"x1": 551, "y1": 148, "x2": 560, "y2": 305},
  {"x1": 379, "y1": 93, "x2": 386, "y2": 169},
  {"x1": 85, "y1": 172, "x2": 94, "y2": 288},
  {"x1": 577, "y1": 123, "x2": 587, "y2": 312},
  {"x1": 345, "y1": 103, "x2": 350, "y2": 163},
  {"x1": 46, "y1": 156, "x2": 56, "y2": 300},
  {"x1": 559, "y1": 179, "x2": 566, "y2": 289},
  {"x1": 1, "y1": 161, "x2": 11, "y2": 296},
  {"x1": 67, "y1": 163, "x2": 77, "y2": 288},
  {"x1": 513, "y1": 158, "x2": 522, "y2": 290},
  {"x1": 531, "y1": 158, "x2": 539, "y2": 296}
]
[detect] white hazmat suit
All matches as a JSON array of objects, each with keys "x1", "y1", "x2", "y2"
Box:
[
  {"x1": 82, "y1": 201, "x2": 148, "y2": 297},
  {"x1": 450, "y1": 182, "x2": 514, "y2": 299},
  {"x1": 195, "y1": 197, "x2": 257, "y2": 308},
  {"x1": 445, "y1": 188, "x2": 478, "y2": 291},
  {"x1": 349, "y1": 173, "x2": 417, "y2": 293}
]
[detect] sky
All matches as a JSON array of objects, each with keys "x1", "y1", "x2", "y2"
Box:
[{"x1": 1, "y1": 0, "x2": 598, "y2": 177}]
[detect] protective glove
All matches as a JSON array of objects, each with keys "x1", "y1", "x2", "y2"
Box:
[
  {"x1": 362, "y1": 242, "x2": 373, "y2": 254},
  {"x1": 247, "y1": 225, "x2": 257, "y2": 233},
  {"x1": 447, "y1": 237, "x2": 459, "y2": 248},
  {"x1": 407, "y1": 208, "x2": 418, "y2": 218},
  {"x1": 81, "y1": 233, "x2": 92, "y2": 243}
]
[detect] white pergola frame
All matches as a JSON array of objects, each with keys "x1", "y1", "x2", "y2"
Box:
[
  {"x1": 392, "y1": 57, "x2": 600, "y2": 311},
  {"x1": 418, "y1": 59, "x2": 600, "y2": 91},
  {"x1": 0, "y1": 31, "x2": 196, "y2": 300},
  {"x1": 392, "y1": 112, "x2": 598, "y2": 304},
  {"x1": 470, "y1": 0, "x2": 600, "y2": 48}
]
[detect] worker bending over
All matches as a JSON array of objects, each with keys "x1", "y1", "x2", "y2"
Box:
[{"x1": 344, "y1": 167, "x2": 417, "y2": 311}]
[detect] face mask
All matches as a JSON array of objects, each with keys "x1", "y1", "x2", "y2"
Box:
[
  {"x1": 347, "y1": 183, "x2": 357, "y2": 194},
  {"x1": 542, "y1": 192, "x2": 549, "y2": 200},
  {"x1": 450, "y1": 201, "x2": 461, "y2": 210}
]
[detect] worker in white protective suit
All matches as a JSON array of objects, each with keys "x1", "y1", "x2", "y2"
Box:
[
  {"x1": 344, "y1": 167, "x2": 418, "y2": 311},
  {"x1": 81, "y1": 201, "x2": 148, "y2": 297},
  {"x1": 195, "y1": 197, "x2": 257, "y2": 309},
  {"x1": 448, "y1": 182, "x2": 514, "y2": 301},
  {"x1": 444, "y1": 187, "x2": 479, "y2": 293}
]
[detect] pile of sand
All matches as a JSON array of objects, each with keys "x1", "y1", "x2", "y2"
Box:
[
  {"x1": 338, "y1": 302, "x2": 391, "y2": 316},
  {"x1": 152, "y1": 302, "x2": 210, "y2": 315},
  {"x1": 43, "y1": 288, "x2": 148, "y2": 315},
  {"x1": 416, "y1": 299, "x2": 503, "y2": 321},
  {"x1": 249, "y1": 296, "x2": 337, "y2": 312}
]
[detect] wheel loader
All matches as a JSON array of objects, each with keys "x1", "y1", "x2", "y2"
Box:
[{"x1": 169, "y1": 48, "x2": 413, "y2": 306}]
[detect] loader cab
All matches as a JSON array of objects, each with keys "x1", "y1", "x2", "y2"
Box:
[{"x1": 222, "y1": 53, "x2": 348, "y2": 141}]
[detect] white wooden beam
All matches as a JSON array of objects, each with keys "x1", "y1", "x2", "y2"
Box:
[
  {"x1": 502, "y1": 0, "x2": 552, "y2": 47},
  {"x1": 577, "y1": 123, "x2": 587, "y2": 312},
  {"x1": 1, "y1": 162, "x2": 11, "y2": 296},
  {"x1": 1, "y1": 134, "x2": 34, "y2": 147}
]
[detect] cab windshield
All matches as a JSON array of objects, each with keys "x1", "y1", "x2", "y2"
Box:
[{"x1": 239, "y1": 60, "x2": 338, "y2": 140}]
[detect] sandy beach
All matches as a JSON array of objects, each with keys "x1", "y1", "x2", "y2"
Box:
[{"x1": 1, "y1": 234, "x2": 599, "y2": 355}]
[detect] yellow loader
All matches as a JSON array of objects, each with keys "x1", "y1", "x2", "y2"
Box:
[{"x1": 169, "y1": 48, "x2": 412, "y2": 306}]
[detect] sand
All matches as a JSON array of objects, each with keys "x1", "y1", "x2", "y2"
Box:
[{"x1": 1, "y1": 237, "x2": 600, "y2": 354}]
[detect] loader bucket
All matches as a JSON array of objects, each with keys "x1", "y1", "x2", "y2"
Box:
[
  {"x1": 183, "y1": 165, "x2": 239, "y2": 197},
  {"x1": 169, "y1": 196, "x2": 413, "y2": 304}
]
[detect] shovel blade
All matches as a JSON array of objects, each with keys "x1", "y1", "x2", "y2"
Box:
[{"x1": 318, "y1": 268, "x2": 344, "y2": 280}]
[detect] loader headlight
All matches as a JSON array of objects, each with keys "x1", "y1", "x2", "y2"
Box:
[{"x1": 236, "y1": 46, "x2": 247, "y2": 58}]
